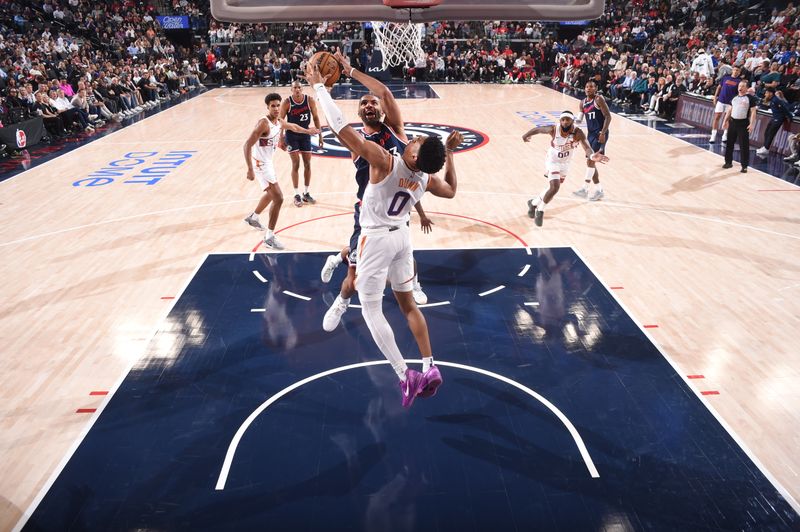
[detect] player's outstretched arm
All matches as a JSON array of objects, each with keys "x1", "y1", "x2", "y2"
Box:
[
  {"x1": 522, "y1": 125, "x2": 554, "y2": 142},
  {"x1": 577, "y1": 130, "x2": 609, "y2": 164},
  {"x1": 307, "y1": 61, "x2": 392, "y2": 174},
  {"x1": 279, "y1": 119, "x2": 319, "y2": 136},
  {"x1": 427, "y1": 131, "x2": 463, "y2": 199},
  {"x1": 243, "y1": 119, "x2": 268, "y2": 180},
  {"x1": 414, "y1": 202, "x2": 433, "y2": 233},
  {"x1": 334, "y1": 50, "x2": 405, "y2": 137}
]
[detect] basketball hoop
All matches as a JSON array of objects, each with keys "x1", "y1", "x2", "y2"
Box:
[{"x1": 372, "y1": 0, "x2": 441, "y2": 70}]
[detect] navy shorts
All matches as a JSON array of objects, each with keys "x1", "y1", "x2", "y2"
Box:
[
  {"x1": 285, "y1": 131, "x2": 312, "y2": 153},
  {"x1": 588, "y1": 130, "x2": 608, "y2": 154},
  {"x1": 347, "y1": 201, "x2": 362, "y2": 266}
]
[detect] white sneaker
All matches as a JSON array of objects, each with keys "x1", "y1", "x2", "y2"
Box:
[
  {"x1": 263, "y1": 235, "x2": 285, "y2": 250},
  {"x1": 721, "y1": 134, "x2": 728, "y2": 142},
  {"x1": 413, "y1": 281, "x2": 428, "y2": 305},
  {"x1": 320, "y1": 254, "x2": 340, "y2": 283},
  {"x1": 244, "y1": 214, "x2": 265, "y2": 230},
  {"x1": 572, "y1": 188, "x2": 588, "y2": 199},
  {"x1": 709, "y1": 132, "x2": 717, "y2": 143},
  {"x1": 323, "y1": 295, "x2": 349, "y2": 332},
  {"x1": 588, "y1": 189, "x2": 605, "y2": 202},
  {"x1": 756, "y1": 147, "x2": 769, "y2": 157}
]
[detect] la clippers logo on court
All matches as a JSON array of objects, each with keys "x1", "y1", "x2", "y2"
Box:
[{"x1": 312, "y1": 123, "x2": 488, "y2": 158}]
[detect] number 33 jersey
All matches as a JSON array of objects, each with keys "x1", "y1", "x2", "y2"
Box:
[{"x1": 360, "y1": 154, "x2": 430, "y2": 230}]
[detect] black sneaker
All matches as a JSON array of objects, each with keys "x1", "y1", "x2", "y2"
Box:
[
  {"x1": 302, "y1": 192, "x2": 316, "y2": 204},
  {"x1": 293, "y1": 194, "x2": 302, "y2": 207},
  {"x1": 722, "y1": 163, "x2": 733, "y2": 169},
  {"x1": 527, "y1": 199, "x2": 537, "y2": 219},
  {"x1": 535, "y1": 209, "x2": 544, "y2": 227},
  {"x1": 783, "y1": 155, "x2": 799, "y2": 163},
  {"x1": 740, "y1": 167, "x2": 748, "y2": 173}
]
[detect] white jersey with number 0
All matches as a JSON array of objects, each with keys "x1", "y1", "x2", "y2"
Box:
[
  {"x1": 360, "y1": 154, "x2": 430, "y2": 229},
  {"x1": 546, "y1": 128, "x2": 578, "y2": 166}
]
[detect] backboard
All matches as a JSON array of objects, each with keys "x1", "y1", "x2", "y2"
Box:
[{"x1": 209, "y1": 0, "x2": 606, "y2": 23}]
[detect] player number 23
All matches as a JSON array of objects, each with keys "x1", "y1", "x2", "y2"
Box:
[{"x1": 387, "y1": 191, "x2": 411, "y2": 216}]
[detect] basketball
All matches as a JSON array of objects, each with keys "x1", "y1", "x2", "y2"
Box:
[{"x1": 310, "y1": 51, "x2": 341, "y2": 87}]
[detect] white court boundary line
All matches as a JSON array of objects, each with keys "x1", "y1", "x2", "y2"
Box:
[
  {"x1": 12, "y1": 253, "x2": 211, "y2": 532},
  {"x1": 571, "y1": 247, "x2": 800, "y2": 515},
  {"x1": 214, "y1": 358, "x2": 600, "y2": 490}
]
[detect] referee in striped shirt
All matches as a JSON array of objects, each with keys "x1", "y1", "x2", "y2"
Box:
[{"x1": 722, "y1": 80, "x2": 758, "y2": 173}]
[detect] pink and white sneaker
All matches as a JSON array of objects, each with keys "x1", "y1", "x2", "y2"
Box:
[
  {"x1": 418, "y1": 366, "x2": 443, "y2": 398},
  {"x1": 399, "y1": 368, "x2": 426, "y2": 408}
]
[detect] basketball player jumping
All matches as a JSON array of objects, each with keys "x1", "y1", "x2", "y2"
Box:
[
  {"x1": 307, "y1": 60, "x2": 462, "y2": 408},
  {"x1": 523, "y1": 110, "x2": 609, "y2": 227},
  {"x1": 244, "y1": 93, "x2": 320, "y2": 249},
  {"x1": 320, "y1": 51, "x2": 431, "y2": 333},
  {"x1": 279, "y1": 80, "x2": 323, "y2": 207},
  {"x1": 574, "y1": 80, "x2": 610, "y2": 201}
]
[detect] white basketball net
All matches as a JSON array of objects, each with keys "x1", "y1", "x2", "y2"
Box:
[{"x1": 371, "y1": 21, "x2": 426, "y2": 70}]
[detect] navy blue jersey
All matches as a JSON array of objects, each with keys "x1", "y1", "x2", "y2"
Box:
[
  {"x1": 582, "y1": 97, "x2": 606, "y2": 134},
  {"x1": 353, "y1": 123, "x2": 407, "y2": 200},
  {"x1": 286, "y1": 95, "x2": 311, "y2": 129}
]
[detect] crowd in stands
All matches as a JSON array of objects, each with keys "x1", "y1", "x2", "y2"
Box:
[
  {"x1": 2, "y1": 0, "x2": 800, "y2": 153},
  {"x1": 0, "y1": 0, "x2": 204, "y2": 146}
]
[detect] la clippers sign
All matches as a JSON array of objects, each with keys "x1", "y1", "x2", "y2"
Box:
[{"x1": 312, "y1": 122, "x2": 489, "y2": 158}]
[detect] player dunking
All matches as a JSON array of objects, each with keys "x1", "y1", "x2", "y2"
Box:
[
  {"x1": 574, "y1": 80, "x2": 610, "y2": 201},
  {"x1": 279, "y1": 80, "x2": 323, "y2": 207},
  {"x1": 308, "y1": 60, "x2": 462, "y2": 408},
  {"x1": 320, "y1": 51, "x2": 431, "y2": 332},
  {"x1": 523, "y1": 110, "x2": 609, "y2": 227},
  {"x1": 243, "y1": 93, "x2": 319, "y2": 249}
]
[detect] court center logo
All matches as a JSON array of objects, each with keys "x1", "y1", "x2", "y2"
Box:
[{"x1": 311, "y1": 123, "x2": 489, "y2": 158}]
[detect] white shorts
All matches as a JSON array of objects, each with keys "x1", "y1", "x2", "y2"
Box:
[
  {"x1": 253, "y1": 158, "x2": 277, "y2": 190},
  {"x1": 355, "y1": 225, "x2": 415, "y2": 301},
  {"x1": 714, "y1": 101, "x2": 731, "y2": 114},
  {"x1": 545, "y1": 161, "x2": 569, "y2": 182}
]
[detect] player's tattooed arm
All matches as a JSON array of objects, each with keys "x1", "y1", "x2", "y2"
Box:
[
  {"x1": 596, "y1": 95, "x2": 611, "y2": 141},
  {"x1": 522, "y1": 125, "x2": 554, "y2": 142}
]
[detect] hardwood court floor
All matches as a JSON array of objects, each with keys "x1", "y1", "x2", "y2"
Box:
[{"x1": 1, "y1": 84, "x2": 798, "y2": 529}]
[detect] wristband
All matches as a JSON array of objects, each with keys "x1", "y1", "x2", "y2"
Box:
[
  {"x1": 349, "y1": 67, "x2": 355, "y2": 77},
  {"x1": 313, "y1": 82, "x2": 325, "y2": 91}
]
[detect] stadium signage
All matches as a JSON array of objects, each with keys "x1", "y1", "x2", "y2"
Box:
[{"x1": 156, "y1": 16, "x2": 190, "y2": 30}]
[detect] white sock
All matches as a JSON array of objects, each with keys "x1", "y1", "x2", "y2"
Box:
[
  {"x1": 422, "y1": 355, "x2": 434, "y2": 372},
  {"x1": 361, "y1": 298, "x2": 408, "y2": 381},
  {"x1": 304, "y1": 186, "x2": 309, "y2": 194},
  {"x1": 294, "y1": 188, "x2": 299, "y2": 196},
  {"x1": 596, "y1": 182, "x2": 603, "y2": 192},
  {"x1": 265, "y1": 229, "x2": 274, "y2": 239},
  {"x1": 711, "y1": 129, "x2": 717, "y2": 136},
  {"x1": 583, "y1": 168, "x2": 594, "y2": 185},
  {"x1": 251, "y1": 211, "x2": 259, "y2": 219}
]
